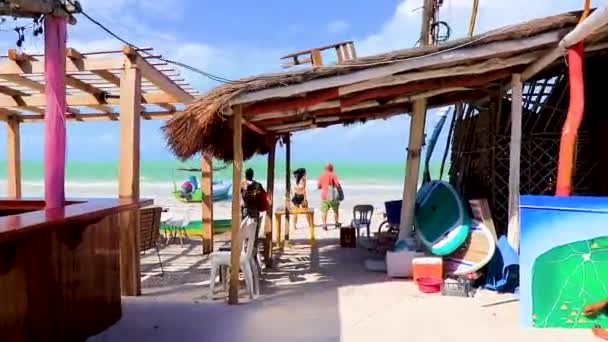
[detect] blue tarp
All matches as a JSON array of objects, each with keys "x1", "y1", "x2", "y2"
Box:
[{"x1": 485, "y1": 235, "x2": 519, "y2": 293}]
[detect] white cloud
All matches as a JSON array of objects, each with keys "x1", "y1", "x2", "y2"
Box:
[
  {"x1": 357, "y1": 0, "x2": 585, "y2": 57},
  {"x1": 339, "y1": 0, "x2": 586, "y2": 144},
  {"x1": 328, "y1": 20, "x2": 351, "y2": 34},
  {"x1": 167, "y1": 42, "x2": 287, "y2": 91}
]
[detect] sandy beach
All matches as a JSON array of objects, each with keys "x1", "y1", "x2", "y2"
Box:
[{"x1": 90, "y1": 227, "x2": 599, "y2": 342}]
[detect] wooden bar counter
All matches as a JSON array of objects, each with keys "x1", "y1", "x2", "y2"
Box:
[{"x1": 0, "y1": 198, "x2": 151, "y2": 341}]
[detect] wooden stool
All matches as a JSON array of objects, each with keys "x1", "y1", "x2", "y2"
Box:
[{"x1": 274, "y1": 207, "x2": 315, "y2": 246}]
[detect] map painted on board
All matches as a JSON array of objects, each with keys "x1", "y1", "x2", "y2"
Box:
[{"x1": 532, "y1": 237, "x2": 608, "y2": 328}]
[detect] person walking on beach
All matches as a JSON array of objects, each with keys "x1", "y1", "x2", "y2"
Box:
[
  {"x1": 317, "y1": 163, "x2": 342, "y2": 230},
  {"x1": 292, "y1": 168, "x2": 308, "y2": 207},
  {"x1": 240, "y1": 168, "x2": 268, "y2": 271},
  {"x1": 240, "y1": 168, "x2": 267, "y2": 220},
  {"x1": 291, "y1": 168, "x2": 308, "y2": 229}
]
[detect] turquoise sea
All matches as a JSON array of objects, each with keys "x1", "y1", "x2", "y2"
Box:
[
  {"x1": 0, "y1": 159, "x2": 449, "y2": 184},
  {"x1": 0, "y1": 159, "x2": 450, "y2": 220}
]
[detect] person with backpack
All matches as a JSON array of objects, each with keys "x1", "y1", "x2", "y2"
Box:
[
  {"x1": 317, "y1": 163, "x2": 343, "y2": 230},
  {"x1": 240, "y1": 168, "x2": 268, "y2": 219},
  {"x1": 239, "y1": 168, "x2": 268, "y2": 274}
]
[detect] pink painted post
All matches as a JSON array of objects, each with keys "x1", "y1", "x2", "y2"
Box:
[{"x1": 43, "y1": 16, "x2": 67, "y2": 209}]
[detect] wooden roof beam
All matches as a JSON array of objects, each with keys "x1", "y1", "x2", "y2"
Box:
[
  {"x1": 340, "y1": 52, "x2": 542, "y2": 96},
  {"x1": 243, "y1": 120, "x2": 266, "y2": 135},
  {"x1": 65, "y1": 49, "x2": 113, "y2": 105},
  {"x1": 342, "y1": 87, "x2": 471, "y2": 113},
  {"x1": 249, "y1": 100, "x2": 340, "y2": 122},
  {"x1": 0, "y1": 91, "x2": 176, "y2": 107},
  {"x1": 21, "y1": 106, "x2": 44, "y2": 114},
  {"x1": 257, "y1": 87, "x2": 478, "y2": 128},
  {"x1": 267, "y1": 89, "x2": 488, "y2": 134},
  {"x1": 0, "y1": 108, "x2": 19, "y2": 121},
  {"x1": 90, "y1": 105, "x2": 114, "y2": 113},
  {"x1": 93, "y1": 70, "x2": 121, "y2": 87},
  {"x1": 65, "y1": 75, "x2": 107, "y2": 100},
  {"x1": 123, "y1": 46, "x2": 194, "y2": 104},
  {"x1": 0, "y1": 50, "x2": 124, "y2": 75},
  {"x1": 19, "y1": 110, "x2": 174, "y2": 123},
  {"x1": 141, "y1": 111, "x2": 175, "y2": 120},
  {"x1": 268, "y1": 120, "x2": 314, "y2": 132},
  {"x1": 0, "y1": 75, "x2": 45, "y2": 92},
  {"x1": 158, "y1": 103, "x2": 176, "y2": 111},
  {"x1": 243, "y1": 88, "x2": 339, "y2": 116},
  {"x1": 340, "y1": 68, "x2": 513, "y2": 107},
  {"x1": 66, "y1": 107, "x2": 80, "y2": 115},
  {"x1": 0, "y1": 84, "x2": 29, "y2": 97},
  {"x1": 267, "y1": 103, "x2": 409, "y2": 133}
]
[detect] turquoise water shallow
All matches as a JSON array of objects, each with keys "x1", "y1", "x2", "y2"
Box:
[
  {"x1": 0, "y1": 160, "x2": 448, "y2": 214},
  {"x1": 0, "y1": 159, "x2": 449, "y2": 222},
  {"x1": 0, "y1": 159, "x2": 448, "y2": 184}
]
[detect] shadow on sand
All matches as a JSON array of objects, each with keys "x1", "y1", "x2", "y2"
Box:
[{"x1": 91, "y1": 237, "x2": 389, "y2": 342}]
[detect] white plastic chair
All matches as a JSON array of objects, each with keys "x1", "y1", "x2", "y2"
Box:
[
  {"x1": 209, "y1": 213, "x2": 265, "y2": 300},
  {"x1": 160, "y1": 211, "x2": 173, "y2": 241},
  {"x1": 165, "y1": 208, "x2": 192, "y2": 246}
]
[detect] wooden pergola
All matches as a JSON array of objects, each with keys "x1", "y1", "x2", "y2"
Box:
[{"x1": 0, "y1": 45, "x2": 211, "y2": 295}]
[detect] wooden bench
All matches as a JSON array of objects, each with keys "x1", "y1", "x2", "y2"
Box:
[{"x1": 274, "y1": 207, "x2": 315, "y2": 245}]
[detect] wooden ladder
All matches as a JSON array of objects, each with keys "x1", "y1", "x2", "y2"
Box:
[{"x1": 280, "y1": 41, "x2": 357, "y2": 68}]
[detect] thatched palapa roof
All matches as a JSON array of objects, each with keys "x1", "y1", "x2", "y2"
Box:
[{"x1": 163, "y1": 10, "x2": 608, "y2": 162}]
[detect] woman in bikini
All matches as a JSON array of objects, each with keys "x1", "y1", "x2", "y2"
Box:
[{"x1": 291, "y1": 168, "x2": 307, "y2": 229}]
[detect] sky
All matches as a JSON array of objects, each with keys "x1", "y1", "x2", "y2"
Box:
[{"x1": 0, "y1": 0, "x2": 590, "y2": 162}]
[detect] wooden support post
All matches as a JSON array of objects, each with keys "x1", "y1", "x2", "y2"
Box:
[
  {"x1": 342, "y1": 44, "x2": 351, "y2": 60},
  {"x1": 6, "y1": 116, "x2": 21, "y2": 198},
  {"x1": 118, "y1": 56, "x2": 142, "y2": 296},
  {"x1": 335, "y1": 46, "x2": 344, "y2": 63},
  {"x1": 398, "y1": 100, "x2": 427, "y2": 240},
  {"x1": 420, "y1": 0, "x2": 434, "y2": 46},
  {"x1": 201, "y1": 153, "x2": 214, "y2": 255},
  {"x1": 311, "y1": 49, "x2": 323, "y2": 67},
  {"x1": 398, "y1": 0, "x2": 432, "y2": 240},
  {"x1": 229, "y1": 105, "x2": 243, "y2": 305},
  {"x1": 284, "y1": 134, "x2": 291, "y2": 244},
  {"x1": 508, "y1": 74, "x2": 523, "y2": 252},
  {"x1": 468, "y1": 0, "x2": 480, "y2": 37},
  {"x1": 265, "y1": 137, "x2": 276, "y2": 267},
  {"x1": 349, "y1": 42, "x2": 357, "y2": 59}
]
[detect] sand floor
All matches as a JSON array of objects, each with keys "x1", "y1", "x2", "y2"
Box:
[{"x1": 90, "y1": 226, "x2": 599, "y2": 342}]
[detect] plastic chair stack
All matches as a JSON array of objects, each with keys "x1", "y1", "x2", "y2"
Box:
[{"x1": 208, "y1": 213, "x2": 266, "y2": 299}]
